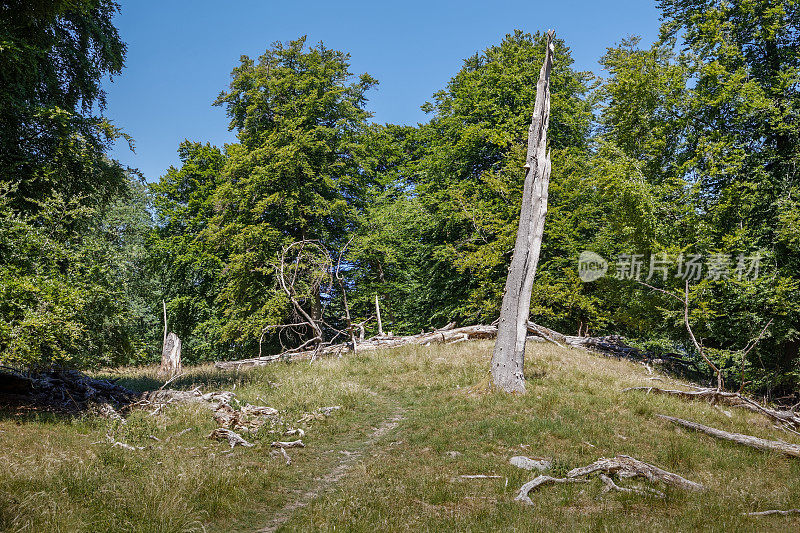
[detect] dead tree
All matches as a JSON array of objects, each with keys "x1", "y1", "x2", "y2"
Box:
[
  {"x1": 256, "y1": 240, "x2": 357, "y2": 360},
  {"x1": 638, "y1": 279, "x2": 772, "y2": 392},
  {"x1": 277, "y1": 241, "x2": 329, "y2": 354},
  {"x1": 491, "y1": 30, "x2": 555, "y2": 393},
  {"x1": 375, "y1": 294, "x2": 384, "y2": 337},
  {"x1": 159, "y1": 332, "x2": 182, "y2": 377},
  {"x1": 158, "y1": 302, "x2": 182, "y2": 378}
]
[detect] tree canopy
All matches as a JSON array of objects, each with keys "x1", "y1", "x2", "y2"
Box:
[{"x1": 2, "y1": 0, "x2": 798, "y2": 396}]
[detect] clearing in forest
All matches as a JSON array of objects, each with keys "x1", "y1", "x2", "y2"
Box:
[{"x1": 2, "y1": 342, "x2": 800, "y2": 532}]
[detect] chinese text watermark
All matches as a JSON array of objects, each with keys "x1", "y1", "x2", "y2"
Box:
[{"x1": 578, "y1": 252, "x2": 761, "y2": 283}]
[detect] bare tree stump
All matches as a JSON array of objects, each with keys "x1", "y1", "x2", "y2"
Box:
[{"x1": 159, "y1": 332, "x2": 182, "y2": 378}]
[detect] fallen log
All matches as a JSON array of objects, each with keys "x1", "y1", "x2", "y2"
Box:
[
  {"x1": 627, "y1": 387, "x2": 800, "y2": 432},
  {"x1": 657, "y1": 414, "x2": 800, "y2": 458},
  {"x1": 214, "y1": 325, "x2": 499, "y2": 370},
  {"x1": 1, "y1": 368, "x2": 138, "y2": 413},
  {"x1": 213, "y1": 319, "x2": 690, "y2": 375}
]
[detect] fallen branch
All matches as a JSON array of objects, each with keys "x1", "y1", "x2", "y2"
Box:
[
  {"x1": 744, "y1": 509, "x2": 800, "y2": 517},
  {"x1": 208, "y1": 428, "x2": 254, "y2": 448},
  {"x1": 271, "y1": 439, "x2": 305, "y2": 449},
  {"x1": 599, "y1": 474, "x2": 664, "y2": 497},
  {"x1": 657, "y1": 414, "x2": 800, "y2": 458},
  {"x1": 278, "y1": 447, "x2": 292, "y2": 465},
  {"x1": 515, "y1": 476, "x2": 588, "y2": 506},
  {"x1": 515, "y1": 454, "x2": 702, "y2": 507},
  {"x1": 567, "y1": 454, "x2": 704, "y2": 491},
  {"x1": 626, "y1": 387, "x2": 800, "y2": 433}
]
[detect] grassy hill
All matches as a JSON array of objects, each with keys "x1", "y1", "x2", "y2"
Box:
[{"x1": 2, "y1": 342, "x2": 800, "y2": 532}]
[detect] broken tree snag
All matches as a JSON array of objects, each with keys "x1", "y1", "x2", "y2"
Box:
[
  {"x1": 491, "y1": 30, "x2": 555, "y2": 393},
  {"x1": 375, "y1": 294, "x2": 384, "y2": 336},
  {"x1": 159, "y1": 332, "x2": 182, "y2": 378},
  {"x1": 657, "y1": 414, "x2": 800, "y2": 458}
]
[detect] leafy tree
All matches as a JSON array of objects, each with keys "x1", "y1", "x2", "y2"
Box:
[
  {"x1": 205, "y1": 37, "x2": 377, "y2": 352},
  {"x1": 0, "y1": 175, "x2": 153, "y2": 370},
  {"x1": 0, "y1": 0, "x2": 147, "y2": 371},
  {"x1": 149, "y1": 142, "x2": 230, "y2": 363},
  {"x1": 0, "y1": 0, "x2": 128, "y2": 211},
  {"x1": 654, "y1": 0, "x2": 800, "y2": 392},
  {"x1": 406, "y1": 30, "x2": 595, "y2": 329}
]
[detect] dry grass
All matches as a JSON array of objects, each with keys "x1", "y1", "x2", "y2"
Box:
[{"x1": 2, "y1": 342, "x2": 800, "y2": 531}]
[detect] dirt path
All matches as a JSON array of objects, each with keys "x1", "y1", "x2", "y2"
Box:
[{"x1": 257, "y1": 406, "x2": 405, "y2": 533}]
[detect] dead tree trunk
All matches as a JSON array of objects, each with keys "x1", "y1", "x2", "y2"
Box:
[
  {"x1": 491, "y1": 30, "x2": 555, "y2": 393},
  {"x1": 375, "y1": 294, "x2": 384, "y2": 337},
  {"x1": 159, "y1": 332, "x2": 182, "y2": 378}
]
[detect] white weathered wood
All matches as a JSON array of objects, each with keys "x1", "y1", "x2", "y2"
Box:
[
  {"x1": 745, "y1": 509, "x2": 800, "y2": 517},
  {"x1": 516, "y1": 454, "x2": 702, "y2": 507},
  {"x1": 567, "y1": 454, "x2": 704, "y2": 491},
  {"x1": 491, "y1": 30, "x2": 555, "y2": 393},
  {"x1": 599, "y1": 474, "x2": 664, "y2": 497},
  {"x1": 515, "y1": 475, "x2": 587, "y2": 506},
  {"x1": 375, "y1": 294, "x2": 384, "y2": 336},
  {"x1": 626, "y1": 387, "x2": 800, "y2": 432},
  {"x1": 208, "y1": 428, "x2": 254, "y2": 448},
  {"x1": 158, "y1": 332, "x2": 182, "y2": 378},
  {"x1": 271, "y1": 439, "x2": 305, "y2": 449},
  {"x1": 658, "y1": 414, "x2": 800, "y2": 458}
]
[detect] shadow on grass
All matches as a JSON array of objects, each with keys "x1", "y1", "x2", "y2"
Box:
[
  {"x1": 0, "y1": 363, "x2": 283, "y2": 423},
  {"x1": 98, "y1": 366, "x2": 281, "y2": 395}
]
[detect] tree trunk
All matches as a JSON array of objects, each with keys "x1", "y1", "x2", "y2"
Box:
[
  {"x1": 375, "y1": 294, "x2": 384, "y2": 336},
  {"x1": 491, "y1": 30, "x2": 555, "y2": 393},
  {"x1": 159, "y1": 332, "x2": 182, "y2": 378}
]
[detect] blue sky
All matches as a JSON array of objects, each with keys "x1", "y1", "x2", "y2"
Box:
[{"x1": 105, "y1": 0, "x2": 661, "y2": 182}]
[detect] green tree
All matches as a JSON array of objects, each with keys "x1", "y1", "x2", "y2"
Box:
[
  {"x1": 407, "y1": 30, "x2": 595, "y2": 329},
  {"x1": 206, "y1": 37, "x2": 377, "y2": 352},
  {"x1": 0, "y1": 0, "x2": 148, "y2": 370},
  {"x1": 656, "y1": 0, "x2": 800, "y2": 392},
  {"x1": 0, "y1": 0, "x2": 128, "y2": 210},
  {"x1": 149, "y1": 142, "x2": 229, "y2": 363},
  {"x1": 0, "y1": 175, "x2": 153, "y2": 370}
]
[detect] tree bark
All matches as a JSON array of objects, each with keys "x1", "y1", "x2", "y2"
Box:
[
  {"x1": 159, "y1": 332, "x2": 182, "y2": 378},
  {"x1": 491, "y1": 30, "x2": 555, "y2": 393},
  {"x1": 375, "y1": 294, "x2": 384, "y2": 336}
]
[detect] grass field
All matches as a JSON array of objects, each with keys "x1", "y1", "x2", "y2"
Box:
[{"x1": 2, "y1": 341, "x2": 800, "y2": 532}]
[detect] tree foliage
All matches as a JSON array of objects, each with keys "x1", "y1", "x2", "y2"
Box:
[{"x1": 3, "y1": 0, "x2": 798, "y2": 395}]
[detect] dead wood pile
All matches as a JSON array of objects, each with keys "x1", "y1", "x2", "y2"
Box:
[{"x1": 0, "y1": 367, "x2": 138, "y2": 413}]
